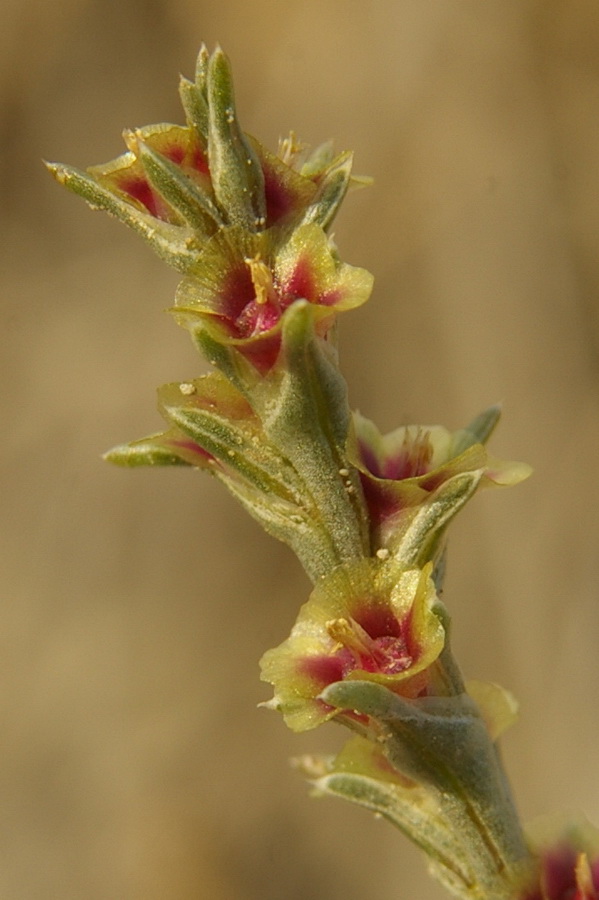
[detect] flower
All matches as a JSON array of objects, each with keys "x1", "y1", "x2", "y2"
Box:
[
  {"x1": 520, "y1": 818, "x2": 599, "y2": 900},
  {"x1": 260, "y1": 559, "x2": 445, "y2": 732},
  {"x1": 174, "y1": 223, "x2": 373, "y2": 372},
  {"x1": 46, "y1": 47, "x2": 359, "y2": 273},
  {"x1": 351, "y1": 410, "x2": 531, "y2": 557},
  {"x1": 47, "y1": 44, "x2": 373, "y2": 374},
  {"x1": 84, "y1": 124, "x2": 331, "y2": 236}
]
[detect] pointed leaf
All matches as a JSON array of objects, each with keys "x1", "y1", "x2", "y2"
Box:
[
  {"x1": 104, "y1": 437, "x2": 192, "y2": 467},
  {"x1": 195, "y1": 43, "x2": 210, "y2": 97},
  {"x1": 207, "y1": 47, "x2": 266, "y2": 227},
  {"x1": 179, "y1": 77, "x2": 209, "y2": 145},
  {"x1": 223, "y1": 476, "x2": 340, "y2": 582},
  {"x1": 392, "y1": 470, "x2": 484, "y2": 567},
  {"x1": 45, "y1": 162, "x2": 199, "y2": 273},
  {"x1": 255, "y1": 300, "x2": 368, "y2": 561},
  {"x1": 321, "y1": 680, "x2": 529, "y2": 896},
  {"x1": 135, "y1": 137, "x2": 223, "y2": 234},
  {"x1": 299, "y1": 150, "x2": 353, "y2": 230},
  {"x1": 304, "y1": 737, "x2": 477, "y2": 899},
  {"x1": 157, "y1": 376, "x2": 303, "y2": 502},
  {"x1": 452, "y1": 404, "x2": 502, "y2": 454}
]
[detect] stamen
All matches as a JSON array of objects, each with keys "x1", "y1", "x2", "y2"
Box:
[
  {"x1": 278, "y1": 130, "x2": 306, "y2": 166},
  {"x1": 326, "y1": 617, "x2": 375, "y2": 658},
  {"x1": 244, "y1": 254, "x2": 277, "y2": 306},
  {"x1": 326, "y1": 616, "x2": 412, "y2": 675},
  {"x1": 404, "y1": 427, "x2": 433, "y2": 476}
]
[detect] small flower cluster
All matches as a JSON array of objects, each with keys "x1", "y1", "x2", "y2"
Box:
[
  {"x1": 49, "y1": 45, "x2": 595, "y2": 900},
  {"x1": 47, "y1": 46, "x2": 372, "y2": 375}
]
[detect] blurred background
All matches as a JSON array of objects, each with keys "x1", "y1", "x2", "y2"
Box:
[{"x1": 2, "y1": 0, "x2": 599, "y2": 897}]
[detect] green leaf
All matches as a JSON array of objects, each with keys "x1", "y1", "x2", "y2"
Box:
[
  {"x1": 157, "y1": 374, "x2": 341, "y2": 580},
  {"x1": 207, "y1": 47, "x2": 266, "y2": 228},
  {"x1": 392, "y1": 470, "x2": 483, "y2": 568},
  {"x1": 135, "y1": 138, "x2": 223, "y2": 234},
  {"x1": 321, "y1": 681, "x2": 529, "y2": 898},
  {"x1": 253, "y1": 301, "x2": 369, "y2": 563},
  {"x1": 157, "y1": 378, "x2": 300, "y2": 500},
  {"x1": 45, "y1": 162, "x2": 199, "y2": 273},
  {"x1": 195, "y1": 43, "x2": 210, "y2": 97},
  {"x1": 179, "y1": 77, "x2": 209, "y2": 146},
  {"x1": 305, "y1": 737, "x2": 477, "y2": 899},
  {"x1": 451, "y1": 404, "x2": 502, "y2": 456},
  {"x1": 223, "y1": 476, "x2": 340, "y2": 581},
  {"x1": 104, "y1": 437, "x2": 192, "y2": 467},
  {"x1": 299, "y1": 150, "x2": 353, "y2": 231}
]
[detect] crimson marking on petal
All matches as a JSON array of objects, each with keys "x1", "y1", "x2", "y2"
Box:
[
  {"x1": 164, "y1": 144, "x2": 186, "y2": 165},
  {"x1": 190, "y1": 146, "x2": 210, "y2": 175},
  {"x1": 239, "y1": 335, "x2": 283, "y2": 374},
  {"x1": 353, "y1": 603, "x2": 401, "y2": 640},
  {"x1": 221, "y1": 264, "x2": 257, "y2": 323},
  {"x1": 263, "y1": 168, "x2": 295, "y2": 225},
  {"x1": 119, "y1": 176, "x2": 160, "y2": 217},
  {"x1": 300, "y1": 654, "x2": 346, "y2": 687},
  {"x1": 318, "y1": 288, "x2": 342, "y2": 307},
  {"x1": 374, "y1": 430, "x2": 434, "y2": 481},
  {"x1": 401, "y1": 607, "x2": 421, "y2": 661},
  {"x1": 543, "y1": 846, "x2": 579, "y2": 898},
  {"x1": 357, "y1": 438, "x2": 382, "y2": 477},
  {"x1": 358, "y1": 473, "x2": 405, "y2": 526},
  {"x1": 382, "y1": 448, "x2": 431, "y2": 480},
  {"x1": 283, "y1": 255, "x2": 315, "y2": 302},
  {"x1": 169, "y1": 438, "x2": 214, "y2": 463}
]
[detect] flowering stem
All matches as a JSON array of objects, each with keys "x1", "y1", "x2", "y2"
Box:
[
  {"x1": 50, "y1": 43, "x2": 599, "y2": 900},
  {"x1": 321, "y1": 625, "x2": 532, "y2": 899}
]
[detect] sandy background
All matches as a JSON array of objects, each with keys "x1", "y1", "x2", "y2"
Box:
[{"x1": 2, "y1": 1, "x2": 599, "y2": 898}]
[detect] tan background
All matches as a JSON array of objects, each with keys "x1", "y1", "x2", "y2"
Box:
[{"x1": 2, "y1": 1, "x2": 599, "y2": 898}]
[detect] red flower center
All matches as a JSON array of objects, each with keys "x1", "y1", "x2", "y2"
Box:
[
  {"x1": 326, "y1": 617, "x2": 413, "y2": 676},
  {"x1": 359, "y1": 428, "x2": 434, "y2": 481}
]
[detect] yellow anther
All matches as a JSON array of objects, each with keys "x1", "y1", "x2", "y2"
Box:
[
  {"x1": 244, "y1": 254, "x2": 276, "y2": 305},
  {"x1": 326, "y1": 617, "x2": 373, "y2": 657}
]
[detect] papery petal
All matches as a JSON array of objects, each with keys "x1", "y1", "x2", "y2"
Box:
[
  {"x1": 89, "y1": 124, "x2": 211, "y2": 225},
  {"x1": 466, "y1": 680, "x2": 519, "y2": 741},
  {"x1": 250, "y1": 138, "x2": 318, "y2": 227},
  {"x1": 351, "y1": 411, "x2": 531, "y2": 555},
  {"x1": 175, "y1": 226, "x2": 267, "y2": 322},
  {"x1": 175, "y1": 223, "x2": 373, "y2": 373},
  {"x1": 260, "y1": 559, "x2": 445, "y2": 732},
  {"x1": 483, "y1": 454, "x2": 533, "y2": 487},
  {"x1": 275, "y1": 224, "x2": 373, "y2": 314}
]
